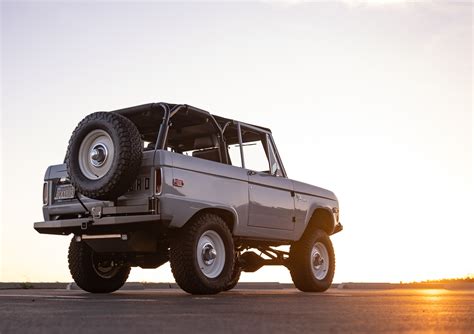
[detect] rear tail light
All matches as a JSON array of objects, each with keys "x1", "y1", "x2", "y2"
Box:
[
  {"x1": 155, "y1": 168, "x2": 162, "y2": 195},
  {"x1": 43, "y1": 182, "x2": 49, "y2": 205}
]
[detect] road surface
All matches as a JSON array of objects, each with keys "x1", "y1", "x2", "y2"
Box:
[{"x1": 0, "y1": 288, "x2": 473, "y2": 333}]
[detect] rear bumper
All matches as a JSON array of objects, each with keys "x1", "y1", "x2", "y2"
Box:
[{"x1": 34, "y1": 214, "x2": 171, "y2": 236}]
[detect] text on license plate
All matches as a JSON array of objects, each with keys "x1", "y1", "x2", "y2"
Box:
[{"x1": 54, "y1": 184, "x2": 75, "y2": 200}]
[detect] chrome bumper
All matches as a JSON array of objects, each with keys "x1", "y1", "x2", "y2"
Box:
[{"x1": 34, "y1": 214, "x2": 170, "y2": 235}]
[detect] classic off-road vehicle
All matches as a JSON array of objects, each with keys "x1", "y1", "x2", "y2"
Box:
[{"x1": 34, "y1": 102, "x2": 342, "y2": 294}]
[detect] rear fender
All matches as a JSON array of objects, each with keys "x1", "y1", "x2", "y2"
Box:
[{"x1": 162, "y1": 196, "x2": 239, "y2": 233}]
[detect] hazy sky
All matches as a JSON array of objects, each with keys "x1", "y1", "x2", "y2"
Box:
[{"x1": 1, "y1": 1, "x2": 472, "y2": 284}]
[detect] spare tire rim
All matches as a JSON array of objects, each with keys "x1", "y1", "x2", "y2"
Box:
[
  {"x1": 311, "y1": 242, "x2": 329, "y2": 280},
  {"x1": 78, "y1": 129, "x2": 115, "y2": 180},
  {"x1": 197, "y1": 230, "x2": 226, "y2": 279}
]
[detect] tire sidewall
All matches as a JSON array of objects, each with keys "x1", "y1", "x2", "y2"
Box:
[{"x1": 224, "y1": 259, "x2": 241, "y2": 291}]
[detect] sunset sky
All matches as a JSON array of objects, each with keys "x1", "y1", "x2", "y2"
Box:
[{"x1": 1, "y1": 1, "x2": 472, "y2": 284}]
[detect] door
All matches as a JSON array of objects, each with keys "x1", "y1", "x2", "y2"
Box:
[
  {"x1": 248, "y1": 172, "x2": 295, "y2": 231},
  {"x1": 237, "y1": 126, "x2": 295, "y2": 231}
]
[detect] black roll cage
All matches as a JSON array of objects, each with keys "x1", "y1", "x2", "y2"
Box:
[{"x1": 113, "y1": 102, "x2": 287, "y2": 178}]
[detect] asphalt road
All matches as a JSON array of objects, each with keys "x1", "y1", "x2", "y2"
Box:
[{"x1": 0, "y1": 288, "x2": 473, "y2": 333}]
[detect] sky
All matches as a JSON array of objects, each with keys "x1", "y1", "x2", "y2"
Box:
[{"x1": 1, "y1": 1, "x2": 472, "y2": 284}]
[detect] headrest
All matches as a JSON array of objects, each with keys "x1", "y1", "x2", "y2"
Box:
[{"x1": 194, "y1": 136, "x2": 217, "y2": 149}]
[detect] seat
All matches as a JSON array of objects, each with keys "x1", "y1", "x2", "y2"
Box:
[
  {"x1": 192, "y1": 148, "x2": 221, "y2": 162},
  {"x1": 192, "y1": 136, "x2": 221, "y2": 163}
]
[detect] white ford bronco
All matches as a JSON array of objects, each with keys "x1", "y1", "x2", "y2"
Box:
[{"x1": 34, "y1": 103, "x2": 342, "y2": 294}]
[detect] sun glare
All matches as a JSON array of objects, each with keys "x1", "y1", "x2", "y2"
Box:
[
  {"x1": 418, "y1": 289, "x2": 450, "y2": 303},
  {"x1": 419, "y1": 289, "x2": 448, "y2": 296}
]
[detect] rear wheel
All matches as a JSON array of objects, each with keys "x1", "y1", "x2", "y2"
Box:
[
  {"x1": 169, "y1": 214, "x2": 235, "y2": 294},
  {"x1": 289, "y1": 229, "x2": 335, "y2": 292},
  {"x1": 68, "y1": 238, "x2": 130, "y2": 293}
]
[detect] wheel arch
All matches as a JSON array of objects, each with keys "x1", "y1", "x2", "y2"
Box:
[
  {"x1": 299, "y1": 207, "x2": 336, "y2": 240},
  {"x1": 163, "y1": 195, "x2": 240, "y2": 233},
  {"x1": 185, "y1": 207, "x2": 237, "y2": 234}
]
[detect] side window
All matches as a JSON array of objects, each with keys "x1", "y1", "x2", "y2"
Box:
[
  {"x1": 267, "y1": 135, "x2": 283, "y2": 177},
  {"x1": 223, "y1": 124, "x2": 284, "y2": 176},
  {"x1": 227, "y1": 144, "x2": 243, "y2": 168},
  {"x1": 242, "y1": 139, "x2": 269, "y2": 172},
  {"x1": 241, "y1": 127, "x2": 270, "y2": 173},
  {"x1": 223, "y1": 123, "x2": 243, "y2": 168}
]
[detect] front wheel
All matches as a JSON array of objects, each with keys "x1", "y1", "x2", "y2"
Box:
[
  {"x1": 289, "y1": 229, "x2": 335, "y2": 292},
  {"x1": 169, "y1": 213, "x2": 235, "y2": 294},
  {"x1": 68, "y1": 238, "x2": 131, "y2": 293}
]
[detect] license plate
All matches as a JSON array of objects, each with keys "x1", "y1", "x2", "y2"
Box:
[{"x1": 54, "y1": 184, "x2": 75, "y2": 200}]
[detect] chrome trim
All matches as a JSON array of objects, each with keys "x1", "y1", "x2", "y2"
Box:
[
  {"x1": 90, "y1": 143, "x2": 108, "y2": 167},
  {"x1": 81, "y1": 234, "x2": 122, "y2": 240}
]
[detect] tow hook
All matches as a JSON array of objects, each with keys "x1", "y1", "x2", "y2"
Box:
[{"x1": 91, "y1": 206, "x2": 102, "y2": 219}]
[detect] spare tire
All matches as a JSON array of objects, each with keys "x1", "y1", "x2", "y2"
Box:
[{"x1": 66, "y1": 112, "x2": 142, "y2": 200}]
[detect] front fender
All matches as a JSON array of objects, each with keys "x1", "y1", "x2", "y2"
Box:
[{"x1": 295, "y1": 202, "x2": 338, "y2": 240}]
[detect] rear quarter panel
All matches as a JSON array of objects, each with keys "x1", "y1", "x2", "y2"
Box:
[{"x1": 158, "y1": 151, "x2": 249, "y2": 235}]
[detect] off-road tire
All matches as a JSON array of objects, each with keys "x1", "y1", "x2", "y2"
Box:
[
  {"x1": 68, "y1": 238, "x2": 131, "y2": 293},
  {"x1": 289, "y1": 229, "x2": 335, "y2": 292},
  {"x1": 169, "y1": 214, "x2": 235, "y2": 295},
  {"x1": 66, "y1": 111, "x2": 142, "y2": 200},
  {"x1": 223, "y1": 256, "x2": 241, "y2": 291}
]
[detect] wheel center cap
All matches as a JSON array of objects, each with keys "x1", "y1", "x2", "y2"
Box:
[
  {"x1": 202, "y1": 244, "x2": 217, "y2": 266},
  {"x1": 90, "y1": 144, "x2": 108, "y2": 167},
  {"x1": 313, "y1": 253, "x2": 324, "y2": 268}
]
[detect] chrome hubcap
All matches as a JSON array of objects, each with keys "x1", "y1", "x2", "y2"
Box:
[
  {"x1": 313, "y1": 253, "x2": 324, "y2": 268},
  {"x1": 90, "y1": 143, "x2": 108, "y2": 167},
  {"x1": 202, "y1": 243, "x2": 217, "y2": 265},
  {"x1": 197, "y1": 230, "x2": 226, "y2": 278}
]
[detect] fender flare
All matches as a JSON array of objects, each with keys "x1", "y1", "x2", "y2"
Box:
[{"x1": 298, "y1": 204, "x2": 337, "y2": 240}]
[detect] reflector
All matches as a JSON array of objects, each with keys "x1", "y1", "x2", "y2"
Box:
[
  {"x1": 43, "y1": 182, "x2": 48, "y2": 205},
  {"x1": 155, "y1": 168, "x2": 162, "y2": 194}
]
